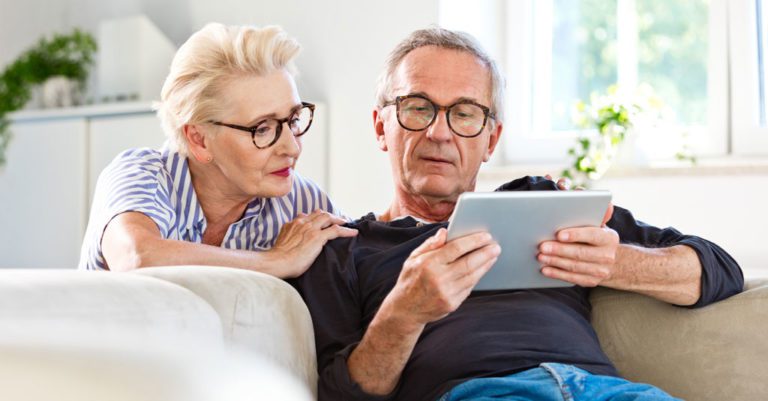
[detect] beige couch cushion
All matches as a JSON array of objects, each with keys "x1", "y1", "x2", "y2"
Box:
[{"x1": 591, "y1": 279, "x2": 768, "y2": 401}]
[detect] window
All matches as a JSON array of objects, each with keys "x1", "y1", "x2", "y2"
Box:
[
  {"x1": 756, "y1": 0, "x2": 767, "y2": 125},
  {"x1": 732, "y1": 0, "x2": 768, "y2": 154},
  {"x1": 440, "y1": 0, "x2": 768, "y2": 163}
]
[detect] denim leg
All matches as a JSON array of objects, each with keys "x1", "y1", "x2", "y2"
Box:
[
  {"x1": 438, "y1": 367, "x2": 568, "y2": 401},
  {"x1": 540, "y1": 363, "x2": 683, "y2": 401}
]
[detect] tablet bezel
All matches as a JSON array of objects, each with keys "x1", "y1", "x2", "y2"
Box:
[{"x1": 446, "y1": 190, "x2": 612, "y2": 290}]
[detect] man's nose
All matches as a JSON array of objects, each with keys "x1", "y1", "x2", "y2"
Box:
[{"x1": 426, "y1": 109, "x2": 453, "y2": 142}]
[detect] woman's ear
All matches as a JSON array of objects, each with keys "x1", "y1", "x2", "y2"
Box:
[{"x1": 183, "y1": 124, "x2": 214, "y2": 163}]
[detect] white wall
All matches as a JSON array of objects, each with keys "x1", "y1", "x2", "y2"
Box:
[{"x1": 0, "y1": 0, "x2": 439, "y2": 218}]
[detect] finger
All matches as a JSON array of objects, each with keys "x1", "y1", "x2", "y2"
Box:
[
  {"x1": 448, "y1": 242, "x2": 500, "y2": 280},
  {"x1": 545, "y1": 174, "x2": 553, "y2": 181},
  {"x1": 601, "y1": 203, "x2": 614, "y2": 226},
  {"x1": 437, "y1": 231, "x2": 494, "y2": 264},
  {"x1": 453, "y1": 254, "x2": 499, "y2": 298},
  {"x1": 411, "y1": 228, "x2": 448, "y2": 257},
  {"x1": 306, "y1": 211, "x2": 341, "y2": 229},
  {"x1": 289, "y1": 213, "x2": 309, "y2": 225},
  {"x1": 537, "y1": 253, "x2": 610, "y2": 278},
  {"x1": 556, "y1": 177, "x2": 571, "y2": 190},
  {"x1": 310, "y1": 209, "x2": 349, "y2": 225},
  {"x1": 541, "y1": 266, "x2": 602, "y2": 287},
  {"x1": 553, "y1": 226, "x2": 618, "y2": 246},
  {"x1": 539, "y1": 241, "x2": 615, "y2": 265},
  {"x1": 321, "y1": 225, "x2": 359, "y2": 241}
]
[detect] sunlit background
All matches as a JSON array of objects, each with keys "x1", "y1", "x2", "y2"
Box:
[{"x1": 0, "y1": 0, "x2": 766, "y2": 277}]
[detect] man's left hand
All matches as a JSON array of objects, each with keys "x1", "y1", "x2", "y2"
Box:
[{"x1": 537, "y1": 204, "x2": 619, "y2": 287}]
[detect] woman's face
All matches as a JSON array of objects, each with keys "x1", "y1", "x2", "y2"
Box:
[{"x1": 203, "y1": 70, "x2": 304, "y2": 199}]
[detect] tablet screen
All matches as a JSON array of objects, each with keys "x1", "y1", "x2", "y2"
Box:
[{"x1": 447, "y1": 190, "x2": 612, "y2": 290}]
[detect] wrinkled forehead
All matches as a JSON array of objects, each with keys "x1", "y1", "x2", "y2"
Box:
[{"x1": 390, "y1": 46, "x2": 493, "y2": 106}]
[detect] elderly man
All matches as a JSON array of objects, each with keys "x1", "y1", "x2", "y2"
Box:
[{"x1": 291, "y1": 28, "x2": 743, "y2": 401}]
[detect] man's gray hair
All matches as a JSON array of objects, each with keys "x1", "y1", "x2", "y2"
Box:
[{"x1": 375, "y1": 27, "x2": 505, "y2": 122}]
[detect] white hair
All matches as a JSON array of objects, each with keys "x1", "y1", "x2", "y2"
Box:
[
  {"x1": 155, "y1": 23, "x2": 301, "y2": 155},
  {"x1": 375, "y1": 27, "x2": 505, "y2": 122}
]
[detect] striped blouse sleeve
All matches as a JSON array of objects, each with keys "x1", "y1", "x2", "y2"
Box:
[{"x1": 78, "y1": 149, "x2": 175, "y2": 270}]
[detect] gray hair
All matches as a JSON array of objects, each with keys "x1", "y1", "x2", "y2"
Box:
[{"x1": 375, "y1": 27, "x2": 505, "y2": 122}]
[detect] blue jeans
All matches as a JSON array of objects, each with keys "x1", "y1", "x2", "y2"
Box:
[{"x1": 438, "y1": 363, "x2": 681, "y2": 401}]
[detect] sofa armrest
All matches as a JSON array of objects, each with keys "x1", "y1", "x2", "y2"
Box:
[
  {"x1": 590, "y1": 279, "x2": 768, "y2": 401},
  {"x1": 134, "y1": 266, "x2": 317, "y2": 397},
  {"x1": 0, "y1": 269, "x2": 222, "y2": 342}
]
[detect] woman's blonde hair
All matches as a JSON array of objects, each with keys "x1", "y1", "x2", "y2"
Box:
[{"x1": 156, "y1": 23, "x2": 301, "y2": 155}]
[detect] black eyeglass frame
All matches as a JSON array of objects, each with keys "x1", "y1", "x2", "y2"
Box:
[
  {"x1": 381, "y1": 94, "x2": 496, "y2": 138},
  {"x1": 209, "y1": 102, "x2": 315, "y2": 149}
]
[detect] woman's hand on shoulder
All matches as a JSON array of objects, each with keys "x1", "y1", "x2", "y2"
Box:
[{"x1": 268, "y1": 209, "x2": 358, "y2": 278}]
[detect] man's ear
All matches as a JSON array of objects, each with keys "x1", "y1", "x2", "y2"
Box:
[
  {"x1": 483, "y1": 120, "x2": 503, "y2": 162},
  {"x1": 373, "y1": 108, "x2": 388, "y2": 152},
  {"x1": 183, "y1": 124, "x2": 213, "y2": 163}
]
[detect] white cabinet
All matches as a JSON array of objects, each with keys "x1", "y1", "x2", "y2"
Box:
[
  {"x1": 0, "y1": 119, "x2": 88, "y2": 268},
  {"x1": 0, "y1": 103, "x2": 163, "y2": 268}
]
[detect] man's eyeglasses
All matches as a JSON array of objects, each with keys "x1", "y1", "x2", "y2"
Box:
[
  {"x1": 381, "y1": 95, "x2": 495, "y2": 138},
  {"x1": 209, "y1": 102, "x2": 315, "y2": 149}
]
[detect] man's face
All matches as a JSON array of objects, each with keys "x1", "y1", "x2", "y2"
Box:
[{"x1": 374, "y1": 46, "x2": 502, "y2": 204}]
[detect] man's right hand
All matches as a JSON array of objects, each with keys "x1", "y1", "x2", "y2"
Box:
[
  {"x1": 347, "y1": 228, "x2": 499, "y2": 396},
  {"x1": 384, "y1": 228, "x2": 500, "y2": 327}
]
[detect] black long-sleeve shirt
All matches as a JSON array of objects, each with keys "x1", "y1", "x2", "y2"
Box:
[{"x1": 290, "y1": 176, "x2": 744, "y2": 401}]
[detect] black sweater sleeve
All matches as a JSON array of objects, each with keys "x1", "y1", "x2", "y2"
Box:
[
  {"x1": 607, "y1": 205, "x2": 744, "y2": 307},
  {"x1": 496, "y1": 176, "x2": 745, "y2": 307}
]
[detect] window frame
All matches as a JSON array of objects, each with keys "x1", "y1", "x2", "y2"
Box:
[{"x1": 731, "y1": 0, "x2": 768, "y2": 154}]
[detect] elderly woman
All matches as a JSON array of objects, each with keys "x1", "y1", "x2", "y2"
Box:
[{"x1": 78, "y1": 23, "x2": 355, "y2": 277}]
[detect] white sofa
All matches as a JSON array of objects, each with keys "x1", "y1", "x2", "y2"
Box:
[
  {"x1": 0, "y1": 267, "x2": 315, "y2": 401},
  {"x1": 1, "y1": 266, "x2": 766, "y2": 401}
]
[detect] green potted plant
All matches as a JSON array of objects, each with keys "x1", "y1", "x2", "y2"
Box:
[
  {"x1": 562, "y1": 84, "x2": 664, "y2": 187},
  {"x1": 0, "y1": 29, "x2": 97, "y2": 167}
]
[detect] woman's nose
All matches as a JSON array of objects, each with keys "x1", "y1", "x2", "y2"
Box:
[{"x1": 275, "y1": 122, "x2": 301, "y2": 157}]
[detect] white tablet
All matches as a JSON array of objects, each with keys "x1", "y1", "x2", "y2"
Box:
[{"x1": 446, "y1": 190, "x2": 612, "y2": 290}]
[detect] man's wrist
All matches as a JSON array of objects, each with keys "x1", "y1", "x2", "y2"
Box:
[{"x1": 374, "y1": 294, "x2": 425, "y2": 336}]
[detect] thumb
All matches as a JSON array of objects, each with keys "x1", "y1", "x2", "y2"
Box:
[
  {"x1": 601, "y1": 203, "x2": 615, "y2": 226},
  {"x1": 412, "y1": 227, "x2": 447, "y2": 256}
]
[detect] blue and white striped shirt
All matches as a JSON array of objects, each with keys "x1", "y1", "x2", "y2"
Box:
[{"x1": 78, "y1": 147, "x2": 340, "y2": 271}]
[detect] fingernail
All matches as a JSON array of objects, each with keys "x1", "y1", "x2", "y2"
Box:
[
  {"x1": 492, "y1": 245, "x2": 501, "y2": 255},
  {"x1": 541, "y1": 244, "x2": 551, "y2": 253},
  {"x1": 559, "y1": 232, "x2": 570, "y2": 241}
]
